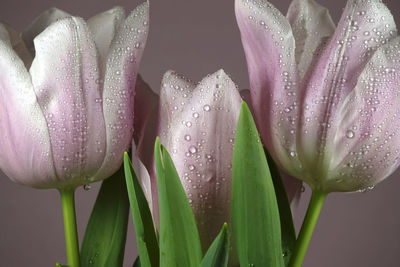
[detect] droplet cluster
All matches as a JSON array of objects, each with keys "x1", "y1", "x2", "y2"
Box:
[
  {"x1": 239, "y1": 0, "x2": 400, "y2": 191},
  {"x1": 158, "y1": 69, "x2": 242, "y2": 245}
]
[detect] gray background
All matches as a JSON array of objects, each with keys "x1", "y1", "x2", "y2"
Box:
[{"x1": 1, "y1": 0, "x2": 400, "y2": 266}]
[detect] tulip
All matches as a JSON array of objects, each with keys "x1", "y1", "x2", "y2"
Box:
[
  {"x1": 156, "y1": 69, "x2": 301, "y2": 257},
  {"x1": 0, "y1": 4, "x2": 149, "y2": 266},
  {"x1": 236, "y1": 0, "x2": 400, "y2": 192},
  {"x1": 236, "y1": 0, "x2": 400, "y2": 265},
  {"x1": 157, "y1": 69, "x2": 242, "y2": 252},
  {"x1": 0, "y1": 3, "x2": 149, "y2": 189}
]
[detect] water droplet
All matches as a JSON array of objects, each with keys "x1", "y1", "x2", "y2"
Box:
[
  {"x1": 188, "y1": 165, "x2": 195, "y2": 171},
  {"x1": 189, "y1": 146, "x2": 197, "y2": 154},
  {"x1": 184, "y1": 135, "x2": 191, "y2": 141},
  {"x1": 346, "y1": 130, "x2": 355, "y2": 139},
  {"x1": 203, "y1": 105, "x2": 211, "y2": 112}
]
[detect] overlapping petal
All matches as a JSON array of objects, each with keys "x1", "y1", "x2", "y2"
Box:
[
  {"x1": 132, "y1": 75, "x2": 159, "y2": 221},
  {"x1": 236, "y1": 0, "x2": 303, "y2": 179},
  {"x1": 134, "y1": 75, "x2": 159, "y2": 171},
  {"x1": 95, "y1": 2, "x2": 149, "y2": 181},
  {"x1": 327, "y1": 36, "x2": 400, "y2": 192},
  {"x1": 237, "y1": 0, "x2": 400, "y2": 192},
  {"x1": 30, "y1": 17, "x2": 106, "y2": 187},
  {"x1": 22, "y1": 8, "x2": 71, "y2": 55},
  {"x1": 298, "y1": 0, "x2": 397, "y2": 186},
  {"x1": 0, "y1": 3, "x2": 149, "y2": 189},
  {"x1": 158, "y1": 69, "x2": 242, "y2": 249},
  {"x1": 0, "y1": 30, "x2": 56, "y2": 188},
  {"x1": 87, "y1": 6, "x2": 126, "y2": 65},
  {"x1": 287, "y1": 0, "x2": 335, "y2": 80}
]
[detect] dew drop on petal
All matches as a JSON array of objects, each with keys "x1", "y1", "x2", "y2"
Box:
[
  {"x1": 346, "y1": 130, "x2": 355, "y2": 139},
  {"x1": 189, "y1": 145, "x2": 197, "y2": 154}
]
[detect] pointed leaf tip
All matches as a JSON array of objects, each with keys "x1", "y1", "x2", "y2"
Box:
[
  {"x1": 232, "y1": 101, "x2": 284, "y2": 267},
  {"x1": 154, "y1": 142, "x2": 202, "y2": 266},
  {"x1": 201, "y1": 223, "x2": 230, "y2": 267}
]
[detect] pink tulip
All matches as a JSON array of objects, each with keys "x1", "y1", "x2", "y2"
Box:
[
  {"x1": 0, "y1": 3, "x2": 149, "y2": 189},
  {"x1": 157, "y1": 69, "x2": 242, "y2": 250},
  {"x1": 132, "y1": 71, "x2": 302, "y2": 256},
  {"x1": 236, "y1": 0, "x2": 400, "y2": 192}
]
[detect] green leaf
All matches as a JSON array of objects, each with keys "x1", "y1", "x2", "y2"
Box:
[
  {"x1": 133, "y1": 257, "x2": 141, "y2": 267},
  {"x1": 200, "y1": 223, "x2": 230, "y2": 267},
  {"x1": 80, "y1": 165, "x2": 129, "y2": 267},
  {"x1": 265, "y1": 150, "x2": 296, "y2": 266},
  {"x1": 124, "y1": 153, "x2": 159, "y2": 267},
  {"x1": 154, "y1": 137, "x2": 203, "y2": 267},
  {"x1": 56, "y1": 263, "x2": 68, "y2": 267},
  {"x1": 231, "y1": 102, "x2": 284, "y2": 267}
]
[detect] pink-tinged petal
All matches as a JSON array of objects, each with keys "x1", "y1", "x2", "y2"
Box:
[
  {"x1": 133, "y1": 75, "x2": 159, "y2": 223},
  {"x1": 287, "y1": 0, "x2": 335, "y2": 80},
  {"x1": 29, "y1": 17, "x2": 106, "y2": 188},
  {"x1": 298, "y1": 0, "x2": 397, "y2": 187},
  {"x1": 95, "y1": 2, "x2": 149, "y2": 180},
  {"x1": 134, "y1": 75, "x2": 159, "y2": 170},
  {"x1": 235, "y1": 0, "x2": 302, "y2": 177},
  {"x1": 0, "y1": 39, "x2": 56, "y2": 188},
  {"x1": 22, "y1": 8, "x2": 71, "y2": 55},
  {"x1": 280, "y1": 171, "x2": 302, "y2": 204},
  {"x1": 87, "y1": 6, "x2": 126, "y2": 66},
  {"x1": 131, "y1": 141, "x2": 154, "y2": 216},
  {"x1": 0, "y1": 23, "x2": 32, "y2": 67},
  {"x1": 322, "y1": 36, "x2": 400, "y2": 192},
  {"x1": 158, "y1": 69, "x2": 242, "y2": 250}
]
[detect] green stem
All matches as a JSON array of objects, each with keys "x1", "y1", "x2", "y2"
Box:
[
  {"x1": 288, "y1": 189, "x2": 327, "y2": 267},
  {"x1": 59, "y1": 189, "x2": 81, "y2": 267}
]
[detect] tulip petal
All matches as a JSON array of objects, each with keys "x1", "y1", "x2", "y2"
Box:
[
  {"x1": 0, "y1": 22, "x2": 32, "y2": 67},
  {"x1": 0, "y1": 39, "x2": 56, "y2": 188},
  {"x1": 235, "y1": 0, "x2": 301, "y2": 176},
  {"x1": 22, "y1": 7, "x2": 71, "y2": 55},
  {"x1": 131, "y1": 142, "x2": 154, "y2": 217},
  {"x1": 325, "y1": 36, "x2": 400, "y2": 192},
  {"x1": 29, "y1": 17, "x2": 106, "y2": 188},
  {"x1": 158, "y1": 69, "x2": 242, "y2": 250},
  {"x1": 133, "y1": 75, "x2": 159, "y2": 171},
  {"x1": 95, "y1": 2, "x2": 149, "y2": 180},
  {"x1": 280, "y1": 171, "x2": 302, "y2": 206},
  {"x1": 132, "y1": 76, "x2": 159, "y2": 225},
  {"x1": 287, "y1": 0, "x2": 335, "y2": 80},
  {"x1": 87, "y1": 6, "x2": 126, "y2": 66},
  {"x1": 298, "y1": 0, "x2": 397, "y2": 184}
]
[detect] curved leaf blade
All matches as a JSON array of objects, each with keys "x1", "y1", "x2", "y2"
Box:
[
  {"x1": 154, "y1": 137, "x2": 203, "y2": 267},
  {"x1": 231, "y1": 102, "x2": 284, "y2": 267},
  {"x1": 124, "y1": 153, "x2": 159, "y2": 267},
  {"x1": 201, "y1": 223, "x2": 230, "y2": 267},
  {"x1": 81, "y1": 165, "x2": 129, "y2": 267},
  {"x1": 265, "y1": 151, "x2": 296, "y2": 266}
]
